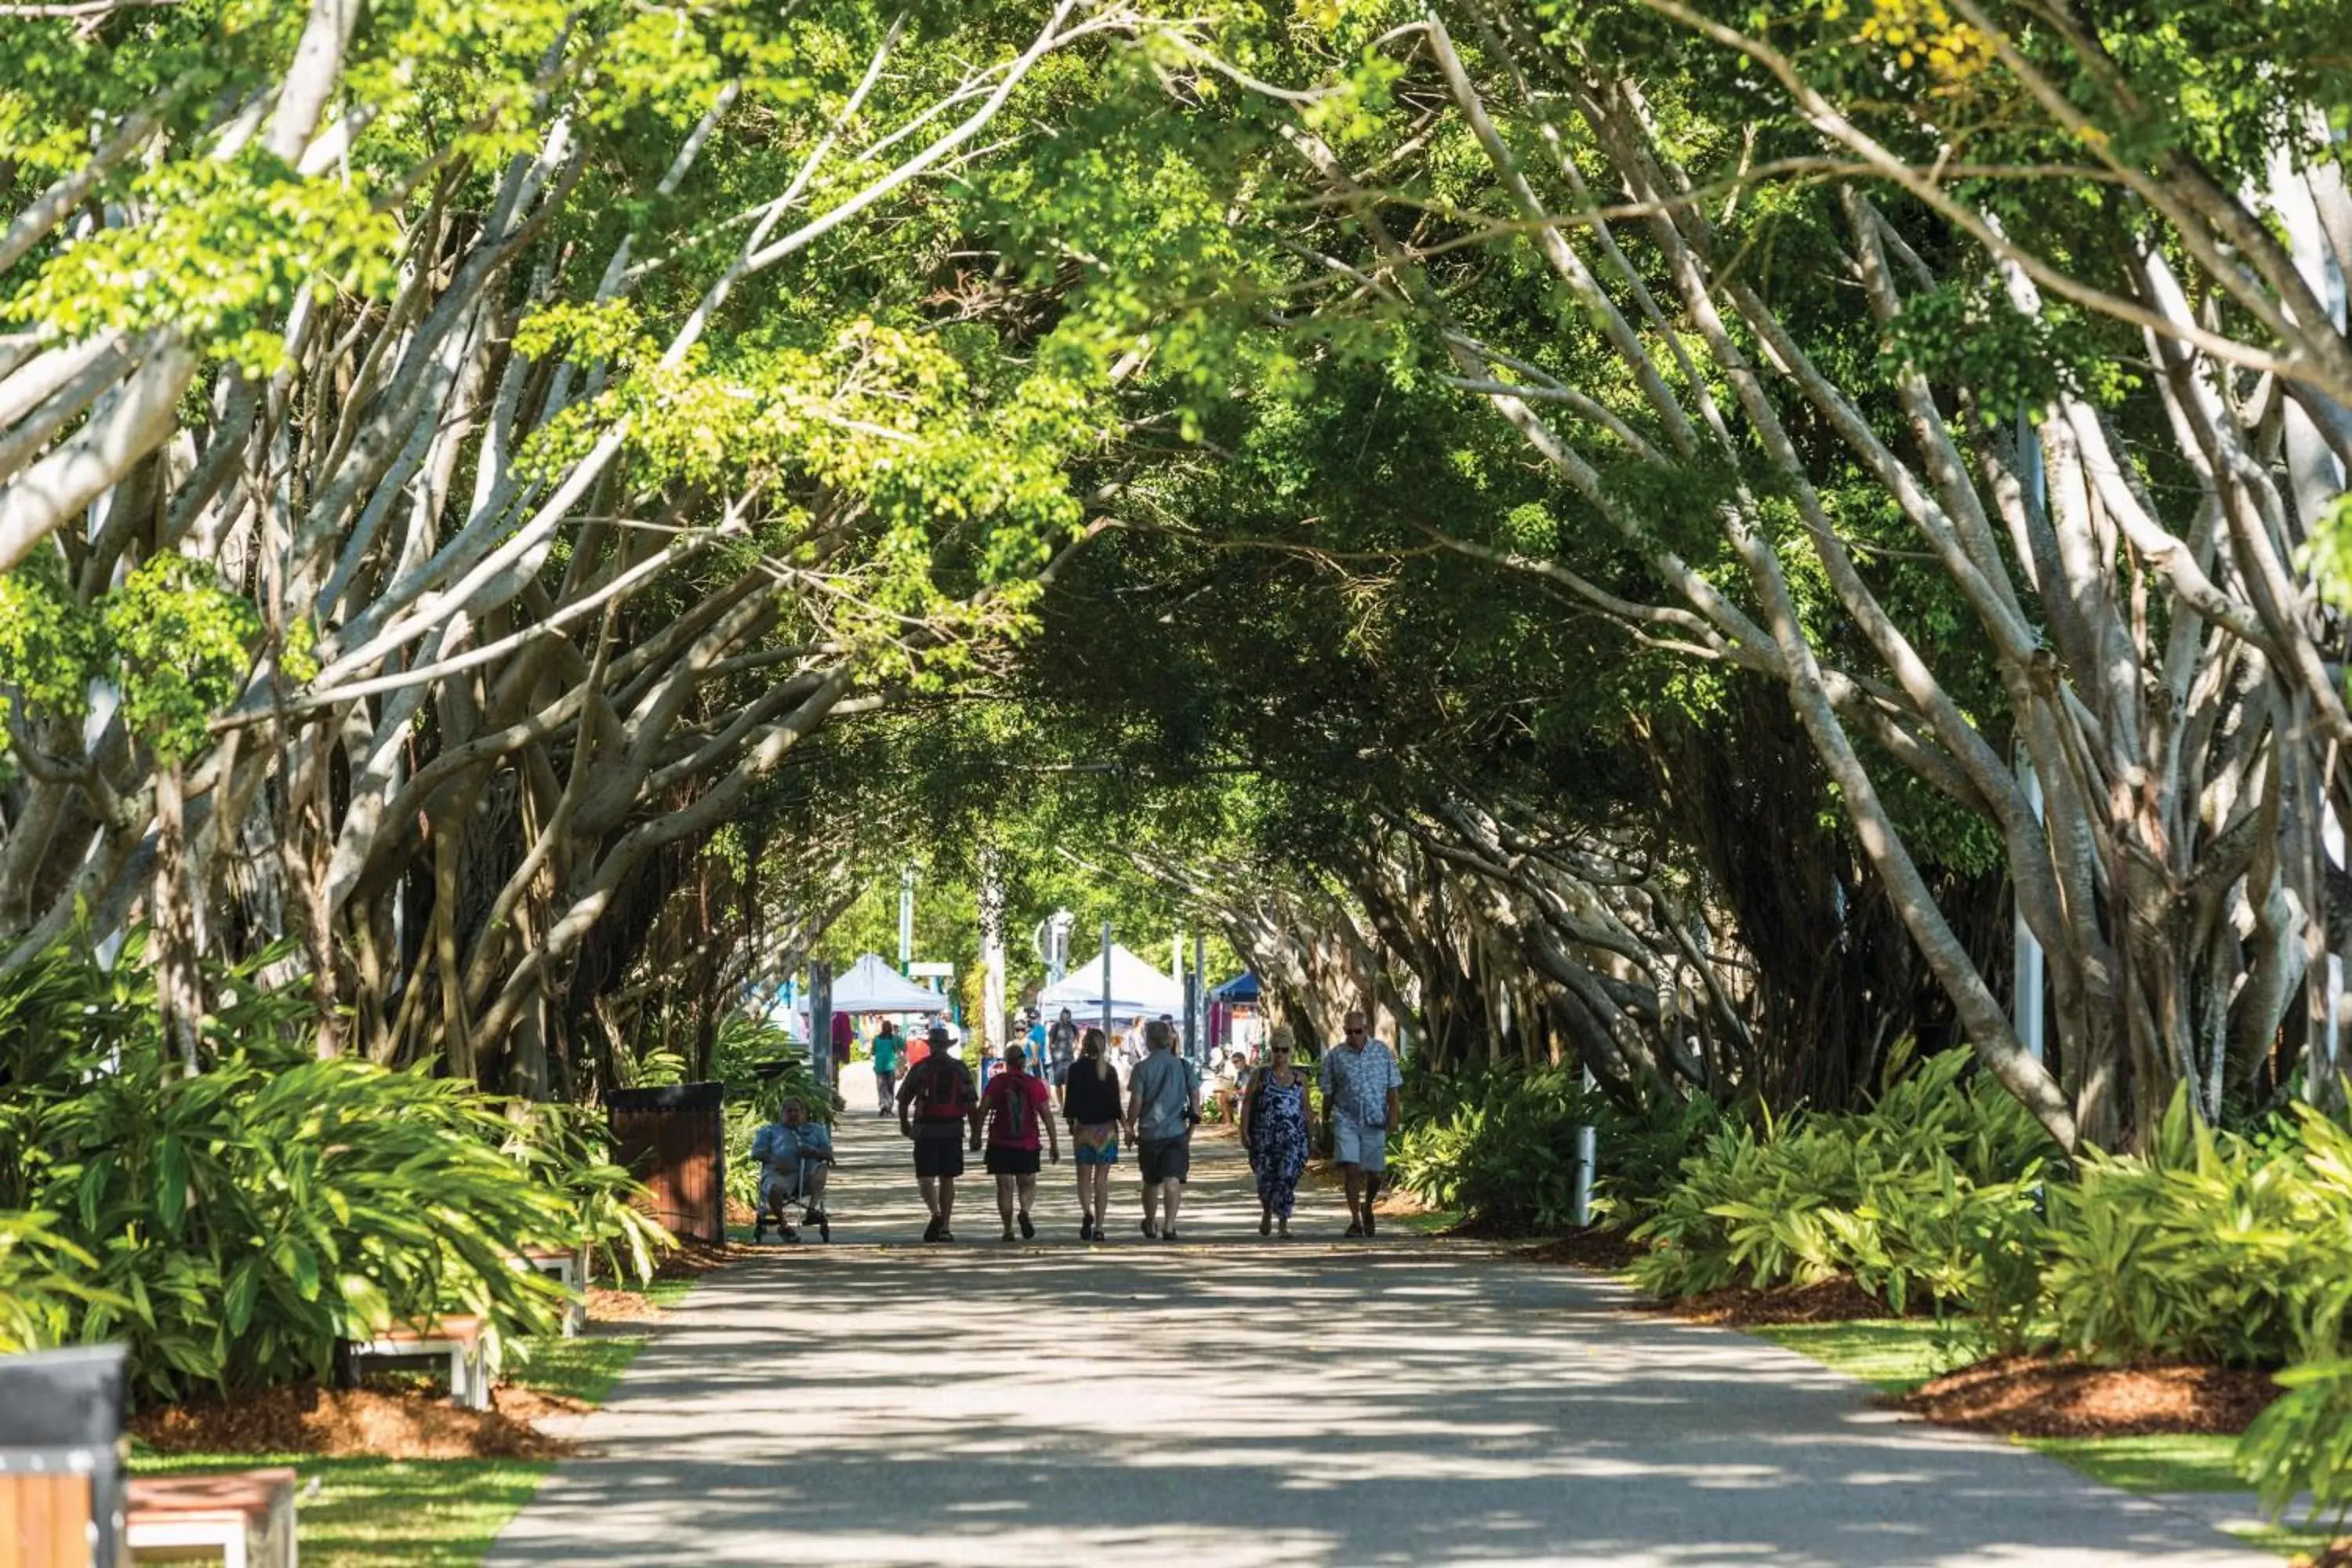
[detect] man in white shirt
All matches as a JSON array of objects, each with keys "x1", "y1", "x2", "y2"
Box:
[{"x1": 1318, "y1": 1009, "x2": 1403, "y2": 1238}]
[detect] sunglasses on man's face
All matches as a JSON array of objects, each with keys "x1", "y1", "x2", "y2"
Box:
[{"x1": 1345, "y1": 1028, "x2": 1365, "y2": 1036}]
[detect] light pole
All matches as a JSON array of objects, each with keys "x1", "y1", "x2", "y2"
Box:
[
  {"x1": 897, "y1": 865, "x2": 914, "y2": 974},
  {"x1": 1099, "y1": 918, "x2": 1112, "y2": 1053}
]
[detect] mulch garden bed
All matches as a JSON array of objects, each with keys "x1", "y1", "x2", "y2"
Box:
[
  {"x1": 1512, "y1": 1228, "x2": 1645, "y2": 1270},
  {"x1": 1657, "y1": 1278, "x2": 1896, "y2": 1326},
  {"x1": 1896, "y1": 1354, "x2": 2281, "y2": 1438},
  {"x1": 130, "y1": 1378, "x2": 575, "y2": 1461},
  {"x1": 584, "y1": 1286, "x2": 667, "y2": 1323},
  {"x1": 652, "y1": 1239, "x2": 756, "y2": 1280}
]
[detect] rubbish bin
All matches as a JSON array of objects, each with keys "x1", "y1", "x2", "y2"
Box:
[
  {"x1": 608, "y1": 1082, "x2": 727, "y2": 1244},
  {"x1": 0, "y1": 1344, "x2": 129, "y2": 1568}
]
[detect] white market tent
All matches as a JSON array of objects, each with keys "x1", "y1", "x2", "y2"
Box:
[
  {"x1": 1037, "y1": 944, "x2": 1184, "y2": 1019},
  {"x1": 830, "y1": 953, "x2": 952, "y2": 1014}
]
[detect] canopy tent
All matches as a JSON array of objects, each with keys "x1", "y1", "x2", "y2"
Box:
[
  {"x1": 1210, "y1": 972, "x2": 1260, "y2": 1004},
  {"x1": 1037, "y1": 943, "x2": 1183, "y2": 1018},
  {"x1": 829, "y1": 953, "x2": 951, "y2": 1014}
]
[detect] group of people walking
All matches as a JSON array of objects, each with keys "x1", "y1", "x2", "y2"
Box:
[{"x1": 881, "y1": 1010, "x2": 1403, "y2": 1243}]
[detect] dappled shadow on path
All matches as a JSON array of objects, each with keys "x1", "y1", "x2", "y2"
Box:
[{"x1": 489, "y1": 1117, "x2": 2260, "y2": 1566}]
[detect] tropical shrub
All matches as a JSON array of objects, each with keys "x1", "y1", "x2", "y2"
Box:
[
  {"x1": 1391, "y1": 1062, "x2": 1722, "y2": 1231},
  {"x1": 0, "y1": 936, "x2": 667, "y2": 1399},
  {"x1": 0, "y1": 1210, "x2": 111, "y2": 1354},
  {"x1": 2037, "y1": 1096, "x2": 2352, "y2": 1367},
  {"x1": 1628, "y1": 1051, "x2": 2049, "y2": 1314},
  {"x1": 2237, "y1": 1359, "x2": 2352, "y2": 1529}
]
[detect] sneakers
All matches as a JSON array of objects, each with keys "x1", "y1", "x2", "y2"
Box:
[{"x1": 1018, "y1": 1211, "x2": 1036, "y2": 1240}]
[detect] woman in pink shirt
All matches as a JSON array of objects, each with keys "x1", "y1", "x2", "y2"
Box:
[{"x1": 971, "y1": 1044, "x2": 1060, "y2": 1240}]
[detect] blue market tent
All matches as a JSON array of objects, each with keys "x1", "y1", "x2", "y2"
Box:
[{"x1": 1210, "y1": 972, "x2": 1260, "y2": 1004}]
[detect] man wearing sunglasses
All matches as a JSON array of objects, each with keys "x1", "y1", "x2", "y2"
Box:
[{"x1": 1319, "y1": 1010, "x2": 1403, "y2": 1237}]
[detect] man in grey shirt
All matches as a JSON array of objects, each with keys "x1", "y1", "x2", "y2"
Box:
[{"x1": 1124, "y1": 1019, "x2": 1200, "y2": 1241}]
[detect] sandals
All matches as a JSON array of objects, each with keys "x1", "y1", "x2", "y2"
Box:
[
  {"x1": 1140, "y1": 1218, "x2": 1159, "y2": 1240},
  {"x1": 1345, "y1": 1220, "x2": 1365, "y2": 1238},
  {"x1": 1018, "y1": 1212, "x2": 1036, "y2": 1240}
]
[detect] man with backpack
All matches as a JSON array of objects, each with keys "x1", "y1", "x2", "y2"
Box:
[
  {"x1": 1124, "y1": 1019, "x2": 1200, "y2": 1241},
  {"x1": 972, "y1": 1044, "x2": 1059, "y2": 1241},
  {"x1": 897, "y1": 1024, "x2": 978, "y2": 1242}
]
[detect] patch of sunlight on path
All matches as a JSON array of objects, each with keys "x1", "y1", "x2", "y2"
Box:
[{"x1": 488, "y1": 1110, "x2": 2272, "y2": 1567}]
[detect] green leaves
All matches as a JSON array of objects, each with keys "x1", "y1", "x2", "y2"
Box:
[
  {"x1": 10, "y1": 152, "x2": 398, "y2": 370},
  {"x1": 101, "y1": 556, "x2": 261, "y2": 763},
  {"x1": 2237, "y1": 1359, "x2": 2352, "y2": 1526},
  {"x1": 0, "y1": 934, "x2": 669, "y2": 1401},
  {"x1": 0, "y1": 550, "x2": 263, "y2": 766}
]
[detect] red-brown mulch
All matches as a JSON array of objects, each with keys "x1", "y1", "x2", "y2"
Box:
[
  {"x1": 584, "y1": 1286, "x2": 667, "y2": 1323},
  {"x1": 1897, "y1": 1354, "x2": 2281, "y2": 1438},
  {"x1": 1514, "y1": 1229, "x2": 1645, "y2": 1270},
  {"x1": 129, "y1": 1379, "x2": 575, "y2": 1461},
  {"x1": 652, "y1": 1239, "x2": 754, "y2": 1280},
  {"x1": 1657, "y1": 1277, "x2": 1896, "y2": 1326}
]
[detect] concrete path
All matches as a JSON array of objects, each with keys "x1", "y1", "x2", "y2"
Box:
[{"x1": 490, "y1": 1102, "x2": 2270, "y2": 1566}]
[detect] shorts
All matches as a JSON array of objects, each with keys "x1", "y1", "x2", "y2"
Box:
[
  {"x1": 1072, "y1": 1121, "x2": 1120, "y2": 1165},
  {"x1": 984, "y1": 1145, "x2": 1041, "y2": 1178},
  {"x1": 912, "y1": 1132, "x2": 965, "y2": 1179},
  {"x1": 1333, "y1": 1116, "x2": 1388, "y2": 1171},
  {"x1": 1138, "y1": 1135, "x2": 1191, "y2": 1185}
]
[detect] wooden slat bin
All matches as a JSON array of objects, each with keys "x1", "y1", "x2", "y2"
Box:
[
  {"x1": 0, "y1": 1345, "x2": 130, "y2": 1568},
  {"x1": 607, "y1": 1082, "x2": 724, "y2": 1244}
]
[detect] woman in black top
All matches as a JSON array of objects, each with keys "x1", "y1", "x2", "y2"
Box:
[{"x1": 1059, "y1": 1027, "x2": 1123, "y2": 1240}]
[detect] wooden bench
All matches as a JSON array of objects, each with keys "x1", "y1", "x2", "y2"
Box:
[
  {"x1": 518, "y1": 1249, "x2": 586, "y2": 1337},
  {"x1": 125, "y1": 1469, "x2": 296, "y2": 1568},
  {"x1": 347, "y1": 1317, "x2": 492, "y2": 1410}
]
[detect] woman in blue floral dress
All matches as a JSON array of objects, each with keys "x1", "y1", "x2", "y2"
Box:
[{"x1": 1240, "y1": 1026, "x2": 1312, "y2": 1238}]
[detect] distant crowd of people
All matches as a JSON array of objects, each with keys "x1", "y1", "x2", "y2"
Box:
[{"x1": 873, "y1": 1008, "x2": 1403, "y2": 1243}]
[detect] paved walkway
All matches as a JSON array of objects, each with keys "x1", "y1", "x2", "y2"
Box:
[{"x1": 490, "y1": 1097, "x2": 2269, "y2": 1566}]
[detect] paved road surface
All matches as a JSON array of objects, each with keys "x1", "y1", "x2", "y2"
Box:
[{"x1": 490, "y1": 1093, "x2": 2269, "y2": 1566}]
